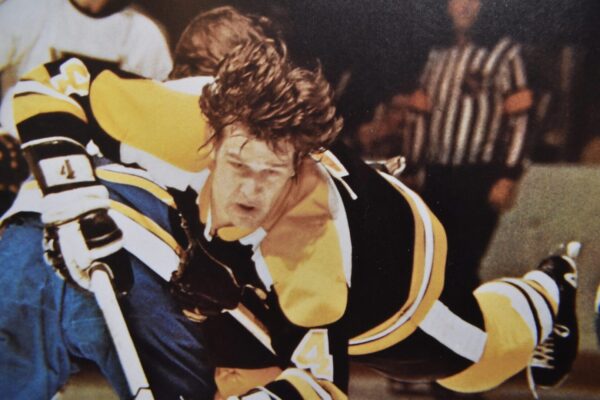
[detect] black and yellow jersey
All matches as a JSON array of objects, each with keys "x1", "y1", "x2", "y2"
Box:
[{"x1": 13, "y1": 57, "x2": 556, "y2": 398}]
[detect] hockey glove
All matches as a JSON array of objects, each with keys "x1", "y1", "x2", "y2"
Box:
[
  {"x1": 43, "y1": 208, "x2": 133, "y2": 294},
  {"x1": 170, "y1": 238, "x2": 242, "y2": 321},
  {"x1": 22, "y1": 137, "x2": 132, "y2": 293}
]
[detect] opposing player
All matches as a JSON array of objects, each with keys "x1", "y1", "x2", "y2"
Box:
[{"x1": 8, "y1": 16, "x2": 579, "y2": 400}]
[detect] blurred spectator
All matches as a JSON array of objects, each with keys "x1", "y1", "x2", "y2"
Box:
[
  {"x1": 0, "y1": 0, "x2": 172, "y2": 215},
  {"x1": 355, "y1": 93, "x2": 409, "y2": 160},
  {"x1": 0, "y1": 0, "x2": 172, "y2": 93},
  {"x1": 402, "y1": 0, "x2": 533, "y2": 293},
  {"x1": 0, "y1": 0, "x2": 173, "y2": 132}
]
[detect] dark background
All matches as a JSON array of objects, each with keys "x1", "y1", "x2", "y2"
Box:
[{"x1": 134, "y1": 0, "x2": 600, "y2": 162}]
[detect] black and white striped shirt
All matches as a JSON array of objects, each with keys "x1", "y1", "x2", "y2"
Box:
[{"x1": 403, "y1": 37, "x2": 530, "y2": 172}]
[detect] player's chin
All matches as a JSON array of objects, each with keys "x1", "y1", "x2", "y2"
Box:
[{"x1": 231, "y1": 208, "x2": 264, "y2": 230}]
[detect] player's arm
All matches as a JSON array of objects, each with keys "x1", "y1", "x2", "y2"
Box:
[
  {"x1": 14, "y1": 57, "x2": 132, "y2": 292},
  {"x1": 499, "y1": 40, "x2": 532, "y2": 172},
  {"x1": 13, "y1": 57, "x2": 112, "y2": 150},
  {"x1": 488, "y1": 41, "x2": 532, "y2": 210}
]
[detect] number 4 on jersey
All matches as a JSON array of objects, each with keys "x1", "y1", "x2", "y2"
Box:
[{"x1": 291, "y1": 329, "x2": 334, "y2": 381}]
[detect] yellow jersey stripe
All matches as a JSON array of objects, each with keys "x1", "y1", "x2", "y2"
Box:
[
  {"x1": 14, "y1": 93, "x2": 87, "y2": 126},
  {"x1": 108, "y1": 200, "x2": 180, "y2": 253},
  {"x1": 97, "y1": 168, "x2": 175, "y2": 208}
]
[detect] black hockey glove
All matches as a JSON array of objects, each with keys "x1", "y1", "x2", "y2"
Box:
[
  {"x1": 22, "y1": 137, "x2": 133, "y2": 294},
  {"x1": 170, "y1": 238, "x2": 242, "y2": 321},
  {"x1": 43, "y1": 208, "x2": 133, "y2": 294}
]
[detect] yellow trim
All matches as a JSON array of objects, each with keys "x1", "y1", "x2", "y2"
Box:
[
  {"x1": 280, "y1": 372, "x2": 322, "y2": 400},
  {"x1": 214, "y1": 366, "x2": 282, "y2": 398},
  {"x1": 96, "y1": 169, "x2": 175, "y2": 208},
  {"x1": 438, "y1": 289, "x2": 535, "y2": 393},
  {"x1": 90, "y1": 71, "x2": 211, "y2": 173},
  {"x1": 525, "y1": 278, "x2": 558, "y2": 315},
  {"x1": 108, "y1": 200, "x2": 181, "y2": 253},
  {"x1": 348, "y1": 185, "x2": 447, "y2": 355},
  {"x1": 316, "y1": 151, "x2": 349, "y2": 176},
  {"x1": 319, "y1": 380, "x2": 348, "y2": 400},
  {"x1": 23, "y1": 180, "x2": 39, "y2": 190},
  {"x1": 279, "y1": 368, "x2": 347, "y2": 400},
  {"x1": 21, "y1": 65, "x2": 51, "y2": 82},
  {"x1": 13, "y1": 93, "x2": 87, "y2": 125}
]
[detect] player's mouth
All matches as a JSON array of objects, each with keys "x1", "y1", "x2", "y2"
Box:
[{"x1": 236, "y1": 202, "x2": 257, "y2": 214}]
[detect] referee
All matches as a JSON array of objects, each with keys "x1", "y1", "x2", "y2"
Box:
[{"x1": 402, "y1": 0, "x2": 533, "y2": 294}]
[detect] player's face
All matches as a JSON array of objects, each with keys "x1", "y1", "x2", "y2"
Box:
[
  {"x1": 448, "y1": 0, "x2": 481, "y2": 32},
  {"x1": 210, "y1": 124, "x2": 295, "y2": 232}
]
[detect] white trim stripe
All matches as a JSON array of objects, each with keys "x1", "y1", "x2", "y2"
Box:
[
  {"x1": 21, "y1": 135, "x2": 85, "y2": 150},
  {"x1": 226, "y1": 309, "x2": 275, "y2": 355},
  {"x1": 523, "y1": 271, "x2": 559, "y2": 306},
  {"x1": 323, "y1": 168, "x2": 353, "y2": 286},
  {"x1": 475, "y1": 281, "x2": 539, "y2": 342},
  {"x1": 108, "y1": 210, "x2": 179, "y2": 281},
  {"x1": 502, "y1": 278, "x2": 554, "y2": 341},
  {"x1": 419, "y1": 300, "x2": 487, "y2": 362},
  {"x1": 252, "y1": 247, "x2": 274, "y2": 290},
  {"x1": 349, "y1": 172, "x2": 435, "y2": 345}
]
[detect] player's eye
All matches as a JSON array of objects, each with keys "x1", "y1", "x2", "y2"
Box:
[{"x1": 229, "y1": 160, "x2": 244, "y2": 169}]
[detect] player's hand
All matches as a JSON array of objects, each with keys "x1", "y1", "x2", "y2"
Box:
[
  {"x1": 488, "y1": 177, "x2": 518, "y2": 212},
  {"x1": 170, "y1": 239, "x2": 242, "y2": 321},
  {"x1": 43, "y1": 208, "x2": 133, "y2": 294},
  {"x1": 20, "y1": 137, "x2": 133, "y2": 294}
]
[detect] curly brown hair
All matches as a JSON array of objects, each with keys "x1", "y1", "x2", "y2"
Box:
[
  {"x1": 200, "y1": 39, "x2": 343, "y2": 164},
  {"x1": 169, "y1": 6, "x2": 279, "y2": 79}
]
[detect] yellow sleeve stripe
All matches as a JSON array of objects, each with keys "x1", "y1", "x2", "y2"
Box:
[
  {"x1": 13, "y1": 92, "x2": 87, "y2": 126},
  {"x1": 108, "y1": 200, "x2": 180, "y2": 253},
  {"x1": 279, "y1": 369, "x2": 339, "y2": 400},
  {"x1": 524, "y1": 279, "x2": 558, "y2": 316},
  {"x1": 318, "y1": 381, "x2": 348, "y2": 400},
  {"x1": 14, "y1": 58, "x2": 93, "y2": 126},
  {"x1": 348, "y1": 172, "x2": 447, "y2": 355},
  {"x1": 21, "y1": 65, "x2": 52, "y2": 82},
  {"x1": 96, "y1": 168, "x2": 175, "y2": 208}
]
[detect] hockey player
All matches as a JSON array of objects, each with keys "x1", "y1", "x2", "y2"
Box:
[{"x1": 8, "y1": 15, "x2": 578, "y2": 400}]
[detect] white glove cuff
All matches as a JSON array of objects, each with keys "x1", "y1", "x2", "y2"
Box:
[{"x1": 41, "y1": 185, "x2": 110, "y2": 224}]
